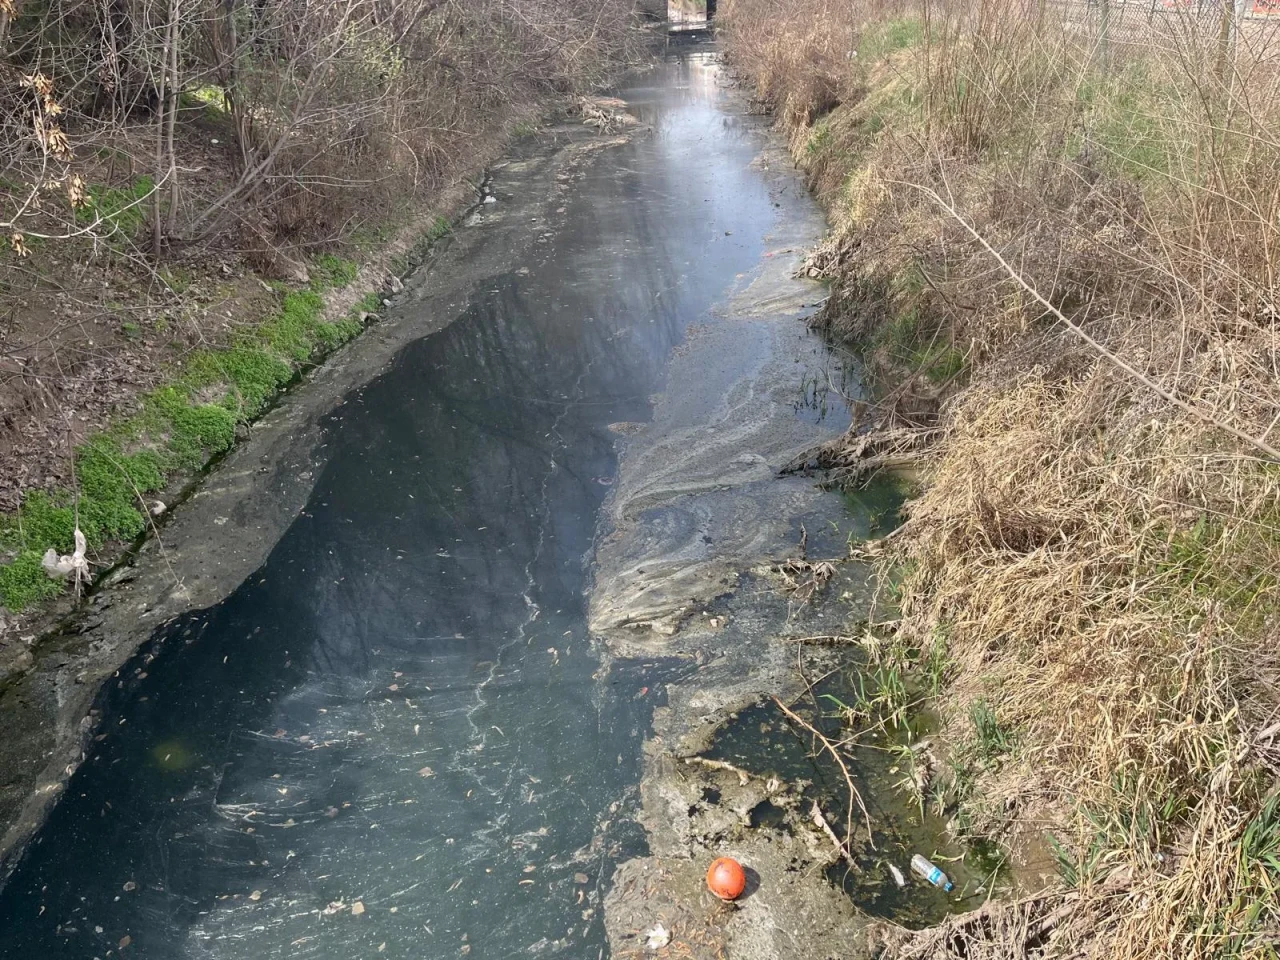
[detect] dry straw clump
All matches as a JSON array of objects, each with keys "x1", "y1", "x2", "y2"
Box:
[{"x1": 722, "y1": 0, "x2": 1280, "y2": 954}]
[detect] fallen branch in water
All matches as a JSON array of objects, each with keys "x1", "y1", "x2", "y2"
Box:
[
  {"x1": 876, "y1": 885, "x2": 1098, "y2": 959},
  {"x1": 771, "y1": 695, "x2": 874, "y2": 851},
  {"x1": 680, "y1": 756, "x2": 751, "y2": 785},
  {"x1": 780, "y1": 634, "x2": 857, "y2": 645},
  {"x1": 781, "y1": 425, "x2": 940, "y2": 483},
  {"x1": 810, "y1": 801, "x2": 857, "y2": 867},
  {"x1": 772, "y1": 557, "x2": 839, "y2": 603}
]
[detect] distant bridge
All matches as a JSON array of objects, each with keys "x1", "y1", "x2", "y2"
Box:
[{"x1": 639, "y1": 0, "x2": 718, "y2": 23}]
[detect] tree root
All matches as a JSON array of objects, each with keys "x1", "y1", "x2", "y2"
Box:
[{"x1": 782, "y1": 424, "x2": 940, "y2": 485}]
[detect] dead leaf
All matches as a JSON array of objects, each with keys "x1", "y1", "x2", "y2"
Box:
[
  {"x1": 249, "y1": 890, "x2": 262, "y2": 901},
  {"x1": 352, "y1": 901, "x2": 366, "y2": 916},
  {"x1": 418, "y1": 766, "x2": 435, "y2": 778},
  {"x1": 574, "y1": 873, "x2": 590, "y2": 884},
  {"x1": 122, "y1": 881, "x2": 137, "y2": 892},
  {"x1": 118, "y1": 935, "x2": 133, "y2": 949}
]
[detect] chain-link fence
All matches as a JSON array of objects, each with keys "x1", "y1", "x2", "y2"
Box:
[{"x1": 1049, "y1": 0, "x2": 1280, "y2": 62}]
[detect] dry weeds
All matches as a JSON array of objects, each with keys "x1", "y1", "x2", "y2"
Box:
[{"x1": 722, "y1": 0, "x2": 1280, "y2": 955}]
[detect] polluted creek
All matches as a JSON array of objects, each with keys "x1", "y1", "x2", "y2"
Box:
[{"x1": 0, "y1": 45, "x2": 978, "y2": 959}]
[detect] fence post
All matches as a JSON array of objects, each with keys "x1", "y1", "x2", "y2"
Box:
[
  {"x1": 1217, "y1": 0, "x2": 1250, "y2": 79},
  {"x1": 1098, "y1": 0, "x2": 1113, "y2": 70}
]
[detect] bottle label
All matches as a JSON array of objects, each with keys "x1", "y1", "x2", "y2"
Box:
[{"x1": 928, "y1": 867, "x2": 942, "y2": 885}]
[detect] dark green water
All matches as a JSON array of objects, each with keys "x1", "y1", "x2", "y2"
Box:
[{"x1": 702, "y1": 674, "x2": 994, "y2": 928}]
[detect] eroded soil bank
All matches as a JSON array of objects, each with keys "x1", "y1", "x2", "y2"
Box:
[{"x1": 0, "y1": 37, "x2": 976, "y2": 960}]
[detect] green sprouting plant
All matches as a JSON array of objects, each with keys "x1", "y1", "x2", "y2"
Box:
[
  {"x1": 888, "y1": 741, "x2": 927, "y2": 818},
  {"x1": 0, "y1": 551, "x2": 64, "y2": 610},
  {"x1": 76, "y1": 177, "x2": 155, "y2": 238},
  {"x1": 827, "y1": 660, "x2": 912, "y2": 730},
  {"x1": 1231, "y1": 791, "x2": 1280, "y2": 944},
  {"x1": 970, "y1": 700, "x2": 1013, "y2": 762},
  {"x1": 159, "y1": 266, "x2": 195, "y2": 294},
  {"x1": 924, "y1": 633, "x2": 950, "y2": 695},
  {"x1": 1048, "y1": 833, "x2": 1092, "y2": 888},
  {"x1": 259, "y1": 290, "x2": 326, "y2": 361},
  {"x1": 1240, "y1": 792, "x2": 1280, "y2": 885},
  {"x1": 0, "y1": 251, "x2": 387, "y2": 611},
  {"x1": 931, "y1": 749, "x2": 978, "y2": 818},
  {"x1": 921, "y1": 344, "x2": 966, "y2": 384},
  {"x1": 181, "y1": 85, "x2": 228, "y2": 115},
  {"x1": 873, "y1": 661, "x2": 910, "y2": 728},
  {"x1": 311, "y1": 254, "x2": 359, "y2": 290},
  {"x1": 427, "y1": 214, "x2": 452, "y2": 243},
  {"x1": 806, "y1": 120, "x2": 833, "y2": 156},
  {"x1": 857, "y1": 17, "x2": 926, "y2": 63}
]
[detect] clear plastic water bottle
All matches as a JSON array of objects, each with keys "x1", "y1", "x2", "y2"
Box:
[{"x1": 910, "y1": 854, "x2": 954, "y2": 892}]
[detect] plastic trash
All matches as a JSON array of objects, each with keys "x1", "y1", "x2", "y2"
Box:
[
  {"x1": 887, "y1": 862, "x2": 906, "y2": 888},
  {"x1": 910, "y1": 854, "x2": 954, "y2": 892},
  {"x1": 645, "y1": 923, "x2": 670, "y2": 950}
]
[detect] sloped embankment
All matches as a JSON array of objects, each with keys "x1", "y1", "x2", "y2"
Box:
[{"x1": 719, "y1": 0, "x2": 1280, "y2": 955}]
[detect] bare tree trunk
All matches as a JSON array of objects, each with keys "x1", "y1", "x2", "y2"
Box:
[
  {"x1": 163, "y1": 0, "x2": 181, "y2": 239},
  {"x1": 151, "y1": 0, "x2": 171, "y2": 253}
]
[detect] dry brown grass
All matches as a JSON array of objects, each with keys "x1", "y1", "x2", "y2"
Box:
[{"x1": 722, "y1": 0, "x2": 1280, "y2": 955}]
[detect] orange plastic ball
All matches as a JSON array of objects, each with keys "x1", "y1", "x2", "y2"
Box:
[{"x1": 706, "y1": 857, "x2": 747, "y2": 900}]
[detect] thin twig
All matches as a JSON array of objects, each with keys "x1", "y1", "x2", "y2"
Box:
[{"x1": 771, "y1": 695, "x2": 875, "y2": 851}]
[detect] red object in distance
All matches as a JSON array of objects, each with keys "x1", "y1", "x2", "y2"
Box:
[{"x1": 706, "y1": 857, "x2": 747, "y2": 900}]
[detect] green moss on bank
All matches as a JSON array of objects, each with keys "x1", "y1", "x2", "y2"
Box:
[{"x1": 0, "y1": 253, "x2": 383, "y2": 611}]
